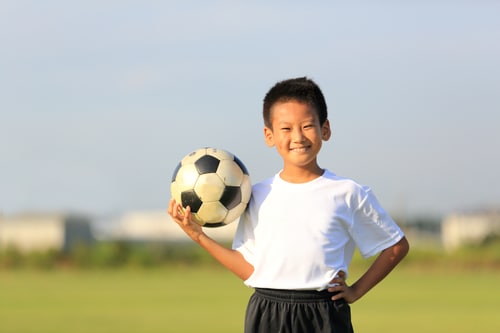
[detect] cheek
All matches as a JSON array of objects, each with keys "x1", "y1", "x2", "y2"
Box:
[{"x1": 275, "y1": 134, "x2": 290, "y2": 146}]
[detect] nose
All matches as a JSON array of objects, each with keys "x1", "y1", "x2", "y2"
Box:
[{"x1": 292, "y1": 128, "x2": 305, "y2": 142}]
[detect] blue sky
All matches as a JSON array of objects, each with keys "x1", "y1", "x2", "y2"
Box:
[{"x1": 1, "y1": 1, "x2": 499, "y2": 218}]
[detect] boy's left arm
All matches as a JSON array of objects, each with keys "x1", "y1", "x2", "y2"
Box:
[{"x1": 329, "y1": 236, "x2": 410, "y2": 303}]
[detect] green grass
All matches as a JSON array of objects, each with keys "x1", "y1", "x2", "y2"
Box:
[
  {"x1": 0, "y1": 266, "x2": 251, "y2": 333},
  {"x1": 350, "y1": 267, "x2": 500, "y2": 332},
  {"x1": 1, "y1": 265, "x2": 499, "y2": 333}
]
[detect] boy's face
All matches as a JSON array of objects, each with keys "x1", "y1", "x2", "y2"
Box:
[{"x1": 264, "y1": 101, "x2": 331, "y2": 175}]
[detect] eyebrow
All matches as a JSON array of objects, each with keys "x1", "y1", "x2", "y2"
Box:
[{"x1": 277, "y1": 118, "x2": 316, "y2": 125}]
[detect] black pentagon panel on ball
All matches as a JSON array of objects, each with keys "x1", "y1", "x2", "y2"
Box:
[
  {"x1": 180, "y1": 190, "x2": 203, "y2": 213},
  {"x1": 233, "y1": 156, "x2": 249, "y2": 175},
  {"x1": 195, "y1": 155, "x2": 220, "y2": 174},
  {"x1": 219, "y1": 186, "x2": 242, "y2": 210},
  {"x1": 203, "y1": 222, "x2": 226, "y2": 228},
  {"x1": 171, "y1": 162, "x2": 182, "y2": 182}
]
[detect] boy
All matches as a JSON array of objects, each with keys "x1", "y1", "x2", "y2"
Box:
[{"x1": 168, "y1": 77, "x2": 409, "y2": 332}]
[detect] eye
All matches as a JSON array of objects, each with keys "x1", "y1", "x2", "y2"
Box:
[{"x1": 280, "y1": 127, "x2": 291, "y2": 131}]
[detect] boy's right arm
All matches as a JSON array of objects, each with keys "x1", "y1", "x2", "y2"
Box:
[{"x1": 168, "y1": 199, "x2": 254, "y2": 281}]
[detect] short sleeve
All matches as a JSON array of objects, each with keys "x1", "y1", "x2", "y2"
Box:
[{"x1": 350, "y1": 187, "x2": 404, "y2": 258}]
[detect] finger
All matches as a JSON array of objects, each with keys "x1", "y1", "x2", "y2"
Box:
[
  {"x1": 332, "y1": 278, "x2": 346, "y2": 286},
  {"x1": 177, "y1": 204, "x2": 186, "y2": 216},
  {"x1": 331, "y1": 292, "x2": 344, "y2": 301},
  {"x1": 327, "y1": 284, "x2": 344, "y2": 293},
  {"x1": 167, "y1": 198, "x2": 175, "y2": 215},
  {"x1": 181, "y1": 206, "x2": 191, "y2": 222},
  {"x1": 329, "y1": 286, "x2": 346, "y2": 300},
  {"x1": 171, "y1": 201, "x2": 184, "y2": 222},
  {"x1": 332, "y1": 271, "x2": 347, "y2": 285}
]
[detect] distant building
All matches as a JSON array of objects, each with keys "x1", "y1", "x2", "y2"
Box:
[
  {"x1": 441, "y1": 210, "x2": 500, "y2": 251},
  {"x1": 0, "y1": 210, "x2": 240, "y2": 252},
  {"x1": 0, "y1": 213, "x2": 95, "y2": 252},
  {"x1": 109, "y1": 210, "x2": 238, "y2": 243}
]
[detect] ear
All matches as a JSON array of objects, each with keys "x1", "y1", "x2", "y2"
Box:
[
  {"x1": 321, "y1": 120, "x2": 332, "y2": 141},
  {"x1": 264, "y1": 126, "x2": 275, "y2": 147}
]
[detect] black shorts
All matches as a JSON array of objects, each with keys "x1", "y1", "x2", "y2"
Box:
[{"x1": 244, "y1": 288, "x2": 353, "y2": 333}]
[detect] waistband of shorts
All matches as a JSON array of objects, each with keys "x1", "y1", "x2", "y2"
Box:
[{"x1": 254, "y1": 288, "x2": 339, "y2": 303}]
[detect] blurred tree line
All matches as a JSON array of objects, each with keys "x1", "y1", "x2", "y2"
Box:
[
  {"x1": 0, "y1": 241, "x2": 230, "y2": 270},
  {"x1": 1, "y1": 236, "x2": 499, "y2": 271}
]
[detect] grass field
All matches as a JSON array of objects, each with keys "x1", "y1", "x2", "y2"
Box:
[{"x1": 1, "y1": 264, "x2": 499, "y2": 333}]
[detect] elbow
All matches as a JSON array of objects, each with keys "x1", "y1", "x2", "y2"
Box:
[
  {"x1": 238, "y1": 265, "x2": 254, "y2": 281},
  {"x1": 384, "y1": 236, "x2": 409, "y2": 265},
  {"x1": 398, "y1": 236, "x2": 410, "y2": 259}
]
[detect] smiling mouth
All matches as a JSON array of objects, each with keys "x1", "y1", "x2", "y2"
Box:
[{"x1": 290, "y1": 146, "x2": 310, "y2": 152}]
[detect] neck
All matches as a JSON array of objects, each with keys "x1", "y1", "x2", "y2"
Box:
[{"x1": 279, "y1": 165, "x2": 324, "y2": 183}]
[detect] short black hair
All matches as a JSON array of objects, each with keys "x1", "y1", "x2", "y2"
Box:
[{"x1": 263, "y1": 77, "x2": 328, "y2": 128}]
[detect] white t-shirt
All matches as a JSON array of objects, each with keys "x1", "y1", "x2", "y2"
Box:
[{"x1": 232, "y1": 169, "x2": 404, "y2": 291}]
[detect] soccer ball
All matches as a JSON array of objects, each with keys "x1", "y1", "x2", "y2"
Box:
[{"x1": 170, "y1": 147, "x2": 252, "y2": 227}]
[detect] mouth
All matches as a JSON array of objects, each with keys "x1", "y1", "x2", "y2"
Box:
[{"x1": 290, "y1": 146, "x2": 310, "y2": 153}]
